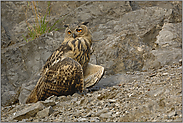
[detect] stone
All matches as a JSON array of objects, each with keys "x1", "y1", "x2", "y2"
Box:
[
  {"x1": 36, "y1": 106, "x2": 54, "y2": 118},
  {"x1": 129, "y1": 1, "x2": 182, "y2": 23},
  {"x1": 77, "y1": 117, "x2": 88, "y2": 122},
  {"x1": 167, "y1": 111, "x2": 177, "y2": 118},
  {"x1": 45, "y1": 95, "x2": 58, "y2": 102},
  {"x1": 179, "y1": 59, "x2": 182, "y2": 65},
  {"x1": 57, "y1": 95, "x2": 73, "y2": 104},
  {"x1": 99, "y1": 112, "x2": 112, "y2": 118},
  {"x1": 95, "y1": 108, "x2": 109, "y2": 116},
  {"x1": 18, "y1": 80, "x2": 38, "y2": 104},
  {"x1": 79, "y1": 97, "x2": 88, "y2": 105},
  {"x1": 162, "y1": 73, "x2": 169, "y2": 76},
  {"x1": 12, "y1": 102, "x2": 45, "y2": 121},
  {"x1": 108, "y1": 99, "x2": 116, "y2": 103},
  {"x1": 71, "y1": 97, "x2": 78, "y2": 102},
  {"x1": 1, "y1": 91, "x2": 16, "y2": 106},
  {"x1": 41, "y1": 100, "x2": 56, "y2": 107},
  {"x1": 72, "y1": 93, "x2": 82, "y2": 97},
  {"x1": 89, "y1": 117, "x2": 100, "y2": 122},
  {"x1": 143, "y1": 23, "x2": 182, "y2": 70}
]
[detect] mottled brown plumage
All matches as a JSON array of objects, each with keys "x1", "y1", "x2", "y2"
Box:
[
  {"x1": 26, "y1": 22, "x2": 104, "y2": 104},
  {"x1": 26, "y1": 57, "x2": 84, "y2": 103}
]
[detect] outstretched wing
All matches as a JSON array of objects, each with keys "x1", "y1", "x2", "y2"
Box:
[{"x1": 26, "y1": 57, "x2": 84, "y2": 103}]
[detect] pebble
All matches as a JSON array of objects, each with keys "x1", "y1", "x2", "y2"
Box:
[
  {"x1": 179, "y1": 59, "x2": 182, "y2": 64},
  {"x1": 41, "y1": 100, "x2": 56, "y2": 107},
  {"x1": 162, "y1": 73, "x2": 168, "y2": 76},
  {"x1": 168, "y1": 111, "x2": 177, "y2": 118},
  {"x1": 89, "y1": 117, "x2": 100, "y2": 122},
  {"x1": 177, "y1": 66, "x2": 182, "y2": 69},
  {"x1": 99, "y1": 112, "x2": 112, "y2": 118},
  {"x1": 77, "y1": 117, "x2": 88, "y2": 122},
  {"x1": 72, "y1": 93, "x2": 81, "y2": 97},
  {"x1": 95, "y1": 108, "x2": 109, "y2": 116},
  {"x1": 153, "y1": 87, "x2": 165, "y2": 97},
  {"x1": 108, "y1": 99, "x2": 116, "y2": 103},
  {"x1": 71, "y1": 97, "x2": 78, "y2": 102}
]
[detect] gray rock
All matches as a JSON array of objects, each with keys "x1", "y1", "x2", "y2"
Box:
[
  {"x1": 12, "y1": 102, "x2": 45, "y2": 121},
  {"x1": 99, "y1": 112, "x2": 112, "y2": 118},
  {"x1": 79, "y1": 97, "x2": 88, "y2": 106},
  {"x1": 57, "y1": 95, "x2": 72, "y2": 102},
  {"x1": 45, "y1": 95, "x2": 58, "y2": 102},
  {"x1": 77, "y1": 117, "x2": 88, "y2": 122},
  {"x1": 18, "y1": 79, "x2": 38, "y2": 104},
  {"x1": 179, "y1": 59, "x2": 182, "y2": 65},
  {"x1": 1, "y1": 91, "x2": 16, "y2": 106},
  {"x1": 89, "y1": 117, "x2": 100, "y2": 122},
  {"x1": 108, "y1": 99, "x2": 117, "y2": 103},
  {"x1": 36, "y1": 106, "x2": 54, "y2": 118},
  {"x1": 167, "y1": 111, "x2": 177, "y2": 118},
  {"x1": 95, "y1": 6, "x2": 174, "y2": 75},
  {"x1": 71, "y1": 97, "x2": 78, "y2": 102},
  {"x1": 41, "y1": 100, "x2": 56, "y2": 107},
  {"x1": 72, "y1": 93, "x2": 82, "y2": 97},
  {"x1": 142, "y1": 23, "x2": 182, "y2": 70},
  {"x1": 95, "y1": 108, "x2": 109, "y2": 116},
  {"x1": 155, "y1": 23, "x2": 182, "y2": 49}
]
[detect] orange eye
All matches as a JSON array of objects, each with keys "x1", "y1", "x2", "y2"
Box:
[
  {"x1": 68, "y1": 31, "x2": 71, "y2": 34},
  {"x1": 76, "y1": 29, "x2": 82, "y2": 32}
]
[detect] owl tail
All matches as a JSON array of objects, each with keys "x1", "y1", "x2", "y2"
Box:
[
  {"x1": 25, "y1": 87, "x2": 39, "y2": 104},
  {"x1": 25, "y1": 77, "x2": 43, "y2": 104}
]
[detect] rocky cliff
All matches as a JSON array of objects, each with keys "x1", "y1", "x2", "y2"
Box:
[{"x1": 1, "y1": 1, "x2": 182, "y2": 122}]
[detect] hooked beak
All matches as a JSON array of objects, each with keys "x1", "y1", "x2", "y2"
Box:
[{"x1": 73, "y1": 33, "x2": 77, "y2": 38}]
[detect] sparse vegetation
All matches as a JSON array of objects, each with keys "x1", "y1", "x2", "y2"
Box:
[{"x1": 23, "y1": 1, "x2": 62, "y2": 42}]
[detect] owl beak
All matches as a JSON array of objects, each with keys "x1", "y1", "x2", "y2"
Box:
[{"x1": 73, "y1": 33, "x2": 77, "y2": 38}]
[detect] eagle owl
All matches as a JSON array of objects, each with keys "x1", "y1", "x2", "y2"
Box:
[{"x1": 26, "y1": 22, "x2": 104, "y2": 103}]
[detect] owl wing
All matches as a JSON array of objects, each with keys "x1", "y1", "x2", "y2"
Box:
[
  {"x1": 41, "y1": 43, "x2": 74, "y2": 75},
  {"x1": 84, "y1": 63, "x2": 104, "y2": 89},
  {"x1": 26, "y1": 57, "x2": 84, "y2": 103}
]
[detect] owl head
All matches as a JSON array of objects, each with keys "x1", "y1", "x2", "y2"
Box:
[{"x1": 64, "y1": 22, "x2": 91, "y2": 40}]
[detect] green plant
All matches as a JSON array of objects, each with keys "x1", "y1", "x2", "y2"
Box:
[{"x1": 23, "y1": 1, "x2": 63, "y2": 42}]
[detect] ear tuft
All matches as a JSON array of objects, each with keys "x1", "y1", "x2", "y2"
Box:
[
  {"x1": 81, "y1": 22, "x2": 89, "y2": 25},
  {"x1": 64, "y1": 24, "x2": 69, "y2": 28}
]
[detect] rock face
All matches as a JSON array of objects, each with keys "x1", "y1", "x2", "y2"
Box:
[{"x1": 1, "y1": 1, "x2": 182, "y2": 122}]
